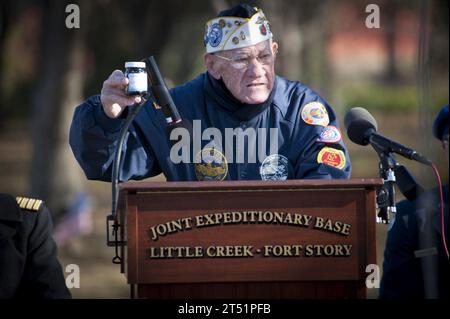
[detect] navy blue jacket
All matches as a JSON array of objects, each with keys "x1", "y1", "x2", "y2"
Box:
[
  {"x1": 0, "y1": 194, "x2": 71, "y2": 299},
  {"x1": 380, "y1": 185, "x2": 449, "y2": 298},
  {"x1": 69, "y1": 73, "x2": 351, "y2": 182}
]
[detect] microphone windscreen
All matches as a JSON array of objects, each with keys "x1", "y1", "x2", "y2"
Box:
[{"x1": 344, "y1": 107, "x2": 378, "y2": 145}]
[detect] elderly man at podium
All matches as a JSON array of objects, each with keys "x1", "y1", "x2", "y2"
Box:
[{"x1": 69, "y1": 3, "x2": 351, "y2": 182}]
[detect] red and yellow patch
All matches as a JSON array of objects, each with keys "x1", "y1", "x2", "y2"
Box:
[{"x1": 317, "y1": 147, "x2": 346, "y2": 170}]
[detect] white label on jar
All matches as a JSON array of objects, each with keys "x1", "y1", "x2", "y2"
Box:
[{"x1": 128, "y1": 73, "x2": 148, "y2": 92}]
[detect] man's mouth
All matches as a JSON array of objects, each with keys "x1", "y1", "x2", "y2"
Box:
[{"x1": 246, "y1": 83, "x2": 266, "y2": 87}]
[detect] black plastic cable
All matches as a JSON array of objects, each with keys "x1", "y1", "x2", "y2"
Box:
[
  {"x1": 108, "y1": 96, "x2": 149, "y2": 264},
  {"x1": 110, "y1": 95, "x2": 149, "y2": 218}
]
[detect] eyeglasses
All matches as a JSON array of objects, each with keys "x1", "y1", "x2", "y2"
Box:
[{"x1": 214, "y1": 50, "x2": 277, "y2": 70}]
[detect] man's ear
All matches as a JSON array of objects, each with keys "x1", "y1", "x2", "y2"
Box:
[
  {"x1": 204, "y1": 53, "x2": 222, "y2": 80},
  {"x1": 272, "y1": 41, "x2": 279, "y2": 55}
]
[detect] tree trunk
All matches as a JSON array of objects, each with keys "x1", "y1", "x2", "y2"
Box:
[
  {"x1": 30, "y1": 0, "x2": 88, "y2": 220},
  {"x1": 383, "y1": 0, "x2": 400, "y2": 83}
]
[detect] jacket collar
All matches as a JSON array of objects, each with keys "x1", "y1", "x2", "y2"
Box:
[{"x1": 204, "y1": 72, "x2": 277, "y2": 122}]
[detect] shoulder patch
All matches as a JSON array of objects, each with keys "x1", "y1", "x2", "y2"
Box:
[
  {"x1": 16, "y1": 197, "x2": 43, "y2": 212},
  {"x1": 301, "y1": 101, "x2": 329, "y2": 126},
  {"x1": 317, "y1": 126, "x2": 342, "y2": 144},
  {"x1": 317, "y1": 147, "x2": 346, "y2": 170}
]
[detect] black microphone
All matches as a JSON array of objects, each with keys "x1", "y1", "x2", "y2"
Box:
[
  {"x1": 344, "y1": 107, "x2": 432, "y2": 166},
  {"x1": 144, "y1": 56, "x2": 182, "y2": 126}
]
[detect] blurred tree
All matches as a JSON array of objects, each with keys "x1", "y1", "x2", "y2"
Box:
[
  {"x1": 84, "y1": 0, "x2": 215, "y2": 94},
  {"x1": 417, "y1": 0, "x2": 433, "y2": 184},
  {"x1": 429, "y1": 0, "x2": 449, "y2": 87},
  {"x1": 0, "y1": 0, "x2": 27, "y2": 128},
  {"x1": 383, "y1": 0, "x2": 400, "y2": 84},
  {"x1": 263, "y1": 0, "x2": 334, "y2": 98},
  {"x1": 30, "y1": 0, "x2": 90, "y2": 220},
  {"x1": 119, "y1": 0, "x2": 214, "y2": 85}
]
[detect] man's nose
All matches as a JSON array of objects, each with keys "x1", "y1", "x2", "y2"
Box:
[{"x1": 246, "y1": 58, "x2": 265, "y2": 77}]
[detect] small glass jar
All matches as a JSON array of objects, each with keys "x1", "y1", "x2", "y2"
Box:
[{"x1": 124, "y1": 61, "x2": 148, "y2": 96}]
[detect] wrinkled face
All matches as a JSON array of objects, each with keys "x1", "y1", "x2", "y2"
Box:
[{"x1": 205, "y1": 40, "x2": 278, "y2": 104}]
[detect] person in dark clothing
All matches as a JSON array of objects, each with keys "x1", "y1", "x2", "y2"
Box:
[
  {"x1": 380, "y1": 104, "x2": 449, "y2": 298},
  {"x1": 0, "y1": 194, "x2": 71, "y2": 298}
]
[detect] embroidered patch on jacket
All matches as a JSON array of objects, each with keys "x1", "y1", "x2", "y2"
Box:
[
  {"x1": 317, "y1": 147, "x2": 346, "y2": 170},
  {"x1": 195, "y1": 148, "x2": 228, "y2": 181},
  {"x1": 260, "y1": 154, "x2": 289, "y2": 180},
  {"x1": 317, "y1": 126, "x2": 342, "y2": 144},
  {"x1": 301, "y1": 102, "x2": 329, "y2": 127}
]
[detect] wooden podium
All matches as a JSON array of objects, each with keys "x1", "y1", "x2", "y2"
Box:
[{"x1": 116, "y1": 179, "x2": 382, "y2": 299}]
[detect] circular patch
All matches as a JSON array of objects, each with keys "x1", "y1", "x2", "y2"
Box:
[
  {"x1": 195, "y1": 148, "x2": 228, "y2": 181},
  {"x1": 301, "y1": 102, "x2": 329, "y2": 126},
  {"x1": 317, "y1": 147, "x2": 346, "y2": 170},
  {"x1": 317, "y1": 126, "x2": 342, "y2": 144},
  {"x1": 208, "y1": 23, "x2": 223, "y2": 48},
  {"x1": 260, "y1": 154, "x2": 289, "y2": 180}
]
